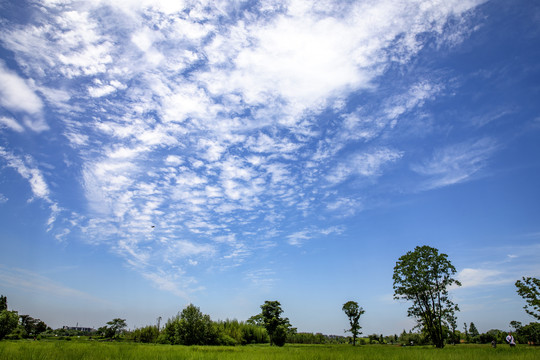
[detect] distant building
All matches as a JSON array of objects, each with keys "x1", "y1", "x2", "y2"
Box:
[{"x1": 62, "y1": 326, "x2": 95, "y2": 332}]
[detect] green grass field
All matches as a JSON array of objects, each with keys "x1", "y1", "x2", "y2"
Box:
[{"x1": 0, "y1": 341, "x2": 538, "y2": 360}]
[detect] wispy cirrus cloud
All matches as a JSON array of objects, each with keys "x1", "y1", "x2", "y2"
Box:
[
  {"x1": 0, "y1": 0, "x2": 489, "y2": 296},
  {"x1": 0, "y1": 147, "x2": 50, "y2": 200},
  {"x1": 287, "y1": 226, "x2": 345, "y2": 246},
  {"x1": 412, "y1": 138, "x2": 499, "y2": 190},
  {"x1": 0, "y1": 147, "x2": 62, "y2": 230}
]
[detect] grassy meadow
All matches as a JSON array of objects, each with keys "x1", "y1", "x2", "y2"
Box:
[{"x1": 0, "y1": 340, "x2": 538, "y2": 360}]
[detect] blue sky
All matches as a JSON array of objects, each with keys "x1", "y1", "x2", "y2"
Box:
[{"x1": 0, "y1": 0, "x2": 539, "y2": 335}]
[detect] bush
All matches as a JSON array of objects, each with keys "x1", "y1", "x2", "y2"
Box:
[
  {"x1": 0, "y1": 310, "x2": 19, "y2": 340},
  {"x1": 517, "y1": 322, "x2": 540, "y2": 345},
  {"x1": 240, "y1": 323, "x2": 268, "y2": 344},
  {"x1": 217, "y1": 333, "x2": 237, "y2": 346},
  {"x1": 287, "y1": 332, "x2": 327, "y2": 344},
  {"x1": 272, "y1": 325, "x2": 287, "y2": 347}
]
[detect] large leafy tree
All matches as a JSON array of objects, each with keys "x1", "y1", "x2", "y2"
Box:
[
  {"x1": 515, "y1": 277, "x2": 540, "y2": 320},
  {"x1": 254, "y1": 300, "x2": 293, "y2": 346},
  {"x1": 342, "y1": 301, "x2": 365, "y2": 346},
  {"x1": 393, "y1": 245, "x2": 461, "y2": 348}
]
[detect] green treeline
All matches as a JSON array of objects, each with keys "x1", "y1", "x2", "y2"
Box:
[{"x1": 127, "y1": 303, "x2": 345, "y2": 346}]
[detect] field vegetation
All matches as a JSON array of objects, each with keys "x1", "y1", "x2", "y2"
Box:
[{"x1": 1, "y1": 341, "x2": 539, "y2": 360}]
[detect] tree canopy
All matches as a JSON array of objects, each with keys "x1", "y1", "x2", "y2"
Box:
[
  {"x1": 106, "y1": 318, "x2": 127, "y2": 339},
  {"x1": 515, "y1": 277, "x2": 540, "y2": 320},
  {"x1": 393, "y1": 245, "x2": 461, "y2": 348},
  {"x1": 162, "y1": 304, "x2": 218, "y2": 345}
]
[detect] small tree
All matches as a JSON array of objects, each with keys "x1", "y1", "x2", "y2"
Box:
[
  {"x1": 393, "y1": 245, "x2": 461, "y2": 348},
  {"x1": 515, "y1": 277, "x2": 540, "y2": 320},
  {"x1": 0, "y1": 296, "x2": 7, "y2": 311},
  {"x1": 177, "y1": 304, "x2": 217, "y2": 345},
  {"x1": 463, "y1": 323, "x2": 469, "y2": 343},
  {"x1": 342, "y1": 301, "x2": 365, "y2": 346},
  {"x1": 468, "y1": 322, "x2": 479, "y2": 342}
]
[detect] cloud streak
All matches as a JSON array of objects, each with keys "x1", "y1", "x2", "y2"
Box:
[
  {"x1": 412, "y1": 138, "x2": 499, "y2": 190},
  {"x1": 0, "y1": 265, "x2": 106, "y2": 304}
]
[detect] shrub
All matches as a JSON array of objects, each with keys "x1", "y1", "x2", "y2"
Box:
[{"x1": 272, "y1": 325, "x2": 287, "y2": 347}]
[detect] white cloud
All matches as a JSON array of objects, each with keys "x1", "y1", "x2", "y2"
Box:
[
  {"x1": 0, "y1": 116, "x2": 25, "y2": 132},
  {"x1": 0, "y1": 61, "x2": 43, "y2": 115},
  {"x1": 455, "y1": 268, "x2": 509, "y2": 289},
  {"x1": 88, "y1": 84, "x2": 116, "y2": 98},
  {"x1": 200, "y1": 0, "x2": 485, "y2": 129},
  {"x1": 165, "y1": 155, "x2": 183, "y2": 165},
  {"x1": 0, "y1": 62, "x2": 47, "y2": 132}
]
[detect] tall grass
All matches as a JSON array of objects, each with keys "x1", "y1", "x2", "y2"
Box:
[{"x1": 0, "y1": 341, "x2": 538, "y2": 360}]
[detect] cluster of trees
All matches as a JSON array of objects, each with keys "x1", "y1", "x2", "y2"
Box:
[
  {"x1": 129, "y1": 301, "x2": 296, "y2": 346},
  {"x1": 127, "y1": 303, "x2": 348, "y2": 346},
  {"x1": 0, "y1": 295, "x2": 50, "y2": 340},
  {"x1": 510, "y1": 321, "x2": 540, "y2": 345},
  {"x1": 1, "y1": 245, "x2": 539, "y2": 348}
]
